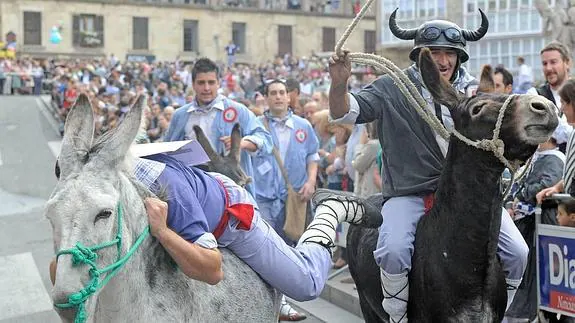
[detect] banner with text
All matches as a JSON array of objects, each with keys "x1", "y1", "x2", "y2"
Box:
[{"x1": 538, "y1": 224, "x2": 575, "y2": 317}]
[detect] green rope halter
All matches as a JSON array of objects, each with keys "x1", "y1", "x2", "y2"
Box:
[{"x1": 54, "y1": 202, "x2": 150, "y2": 323}]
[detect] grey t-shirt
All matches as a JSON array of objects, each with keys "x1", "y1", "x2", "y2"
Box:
[{"x1": 330, "y1": 65, "x2": 477, "y2": 198}]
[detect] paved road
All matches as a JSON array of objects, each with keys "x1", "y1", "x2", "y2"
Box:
[
  {"x1": 0, "y1": 95, "x2": 61, "y2": 323},
  {"x1": 0, "y1": 95, "x2": 323, "y2": 323}
]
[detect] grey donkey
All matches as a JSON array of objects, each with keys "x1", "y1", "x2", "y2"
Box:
[{"x1": 46, "y1": 94, "x2": 281, "y2": 323}]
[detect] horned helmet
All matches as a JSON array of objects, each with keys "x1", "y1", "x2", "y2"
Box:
[{"x1": 389, "y1": 8, "x2": 489, "y2": 64}]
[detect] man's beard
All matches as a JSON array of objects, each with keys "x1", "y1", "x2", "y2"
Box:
[{"x1": 548, "y1": 71, "x2": 567, "y2": 88}]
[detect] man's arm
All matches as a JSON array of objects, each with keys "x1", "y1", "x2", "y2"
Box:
[
  {"x1": 328, "y1": 50, "x2": 352, "y2": 120},
  {"x1": 299, "y1": 127, "x2": 320, "y2": 201},
  {"x1": 536, "y1": 179, "x2": 565, "y2": 204},
  {"x1": 306, "y1": 162, "x2": 318, "y2": 186},
  {"x1": 237, "y1": 105, "x2": 273, "y2": 156},
  {"x1": 155, "y1": 227, "x2": 223, "y2": 285},
  {"x1": 240, "y1": 139, "x2": 257, "y2": 152},
  {"x1": 328, "y1": 51, "x2": 385, "y2": 125},
  {"x1": 329, "y1": 82, "x2": 350, "y2": 119},
  {"x1": 145, "y1": 198, "x2": 223, "y2": 285},
  {"x1": 48, "y1": 198, "x2": 224, "y2": 287},
  {"x1": 299, "y1": 161, "x2": 318, "y2": 201}
]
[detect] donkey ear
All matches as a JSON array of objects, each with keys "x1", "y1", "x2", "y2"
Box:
[
  {"x1": 477, "y1": 64, "x2": 495, "y2": 94},
  {"x1": 90, "y1": 95, "x2": 146, "y2": 169},
  {"x1": 193, "y1": 125, "x2": 222, "y2": 163},
  {"x1": 418, "y1": 47, "x2": 461, "y2": 109},
  {"x1": 58, "y1": 93, "x2": 94, "y2": 179},
  {"x1": 229, "y1": 123, "x2": 242, "y2": 163}
]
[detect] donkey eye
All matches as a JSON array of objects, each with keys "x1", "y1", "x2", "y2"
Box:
[
  {"x1": 471, "y1": 103, "x2": 485, "y2": 116},
  {"x1": 94, "y1": 209, "x2": 113, "y2": 224}
]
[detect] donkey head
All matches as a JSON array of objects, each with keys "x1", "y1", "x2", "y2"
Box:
[
  {"x1": 193, "y1": 123, "x2": 252, "y2": 188},
  {"x1": 46, "y1": 93, "x2": 149, "y2": 322},
  {"x1": 418, "y1": 47, "x2": 558, "y2": 163}
]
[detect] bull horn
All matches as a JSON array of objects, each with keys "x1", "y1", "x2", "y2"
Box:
[
  {"x1": 461, "y1": 9, "x2": 489, "y2": 41},
  {"x1": 389, "y1": 8, "x2": 417, "y2": 40},
  {"x1": 193, "y1": 125, "x2": 222, "y2": 163}
]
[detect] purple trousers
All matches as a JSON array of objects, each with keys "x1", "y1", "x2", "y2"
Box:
[{"x1": 211, "y1": 172, "x2": 331, "y2": 301}]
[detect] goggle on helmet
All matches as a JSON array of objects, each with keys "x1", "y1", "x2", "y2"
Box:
[{"x1": 388, "y1": 8, "x2": 489, "y2": 63}]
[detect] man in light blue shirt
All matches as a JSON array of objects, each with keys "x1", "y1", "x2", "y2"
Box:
[{"x1": 164, "y1": 58, "x2": 273, "y2": 197}]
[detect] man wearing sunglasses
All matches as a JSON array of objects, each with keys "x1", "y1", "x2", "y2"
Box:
[{"x1": 325, "y1": 9, "x2": 529, "y2": 323}]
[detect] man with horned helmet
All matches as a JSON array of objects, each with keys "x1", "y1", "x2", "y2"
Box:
[{"x1": 324, "y1": 9, "x2": 529, "y2": 322}]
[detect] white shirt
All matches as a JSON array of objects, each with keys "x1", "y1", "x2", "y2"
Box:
[
  {"x1": 273, "y1": 118, "x2": 294, "y2": 162},
  {"x1": 518, "y1": 64, "x2": 534, "y2": 85},
  {"x1": 178, "y1": 70, "x2": 191, "y2": 87},
  {"x1": 184, "y1": 99, "x2": 226, "y2": 145}
]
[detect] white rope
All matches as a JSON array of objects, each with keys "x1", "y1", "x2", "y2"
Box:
[{"x1": 349, "y1": 54, "x2": 450, "y2": 139}]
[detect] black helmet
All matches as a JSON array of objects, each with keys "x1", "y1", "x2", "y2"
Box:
[{"x1": 389, "y1": 8, "x2": 489, "y2": 63}]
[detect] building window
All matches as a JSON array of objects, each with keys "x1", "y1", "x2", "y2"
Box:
[
  {"x1": 23, "y1": 11, "x2": 42, "y2": 45},
  {"x1": 364, "y1": 30, "x2": 376, "y2": 53},
  {"x1": 322, "y1": 27, "x2": 336, "y2": 52},
  {"x1": 278, "y1": 25, "x2": 292, "y2": 57},
  {"x1": 130, "y1": 0, "x2": 207, "y2": 3},
  {"x1": 232, "y1": 22, "x2": 246, "y2": 54},
  {"x1": 465, "y1": 35, "x2": 552, "y2": 83},
  {"x1": 183, "y1": 19, "x2": 199, "y2": 52},
  {"x1": 287, "y1": 0, "x2": 302, "y2": 10},
  {"x1": 380, "y1": 0, "x2": 447, "y2": 45},
  {"x1": 132, "y1": 17, "x2": 149, "y2": 50},
  {"x1": 72, "y1": 14, "x2": 104, "y2": 48},
  {"x1": 463, "y1": 0, "x2": 558, "y2": 35}
]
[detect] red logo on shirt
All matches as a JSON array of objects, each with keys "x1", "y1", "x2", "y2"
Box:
[
  {"x1": 295, "y1": 129, "x2": 307, "y2": 143},
  {"x1": 223, "y1": 107, "x2": 238, "y2": 123}
]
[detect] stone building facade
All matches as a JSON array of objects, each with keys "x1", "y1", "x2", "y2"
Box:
[{"x1": 0, "y1": 0, "x2": 376, "y2": 63}]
